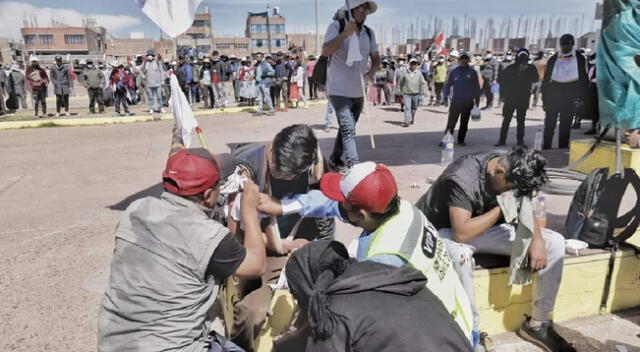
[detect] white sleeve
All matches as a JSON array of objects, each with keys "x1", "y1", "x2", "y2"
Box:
[{"x1": 323, "y1": 21, "x2": 340, "y2": 43}]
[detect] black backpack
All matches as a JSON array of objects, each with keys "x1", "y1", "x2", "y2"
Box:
[
  {"x1": 312, "y1": 19, "x2": 372, "y2": 86},
  {"x1": 565, "y1": 167, "x2": 640, "y2": 249}
]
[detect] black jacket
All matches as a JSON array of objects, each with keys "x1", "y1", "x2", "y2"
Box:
[
  {"x1": 277, "y1": 241, "x2": 472, "y2": 352},
  {"x1": 500, "y1": 63, "x2": 539, "y2": 108},
  {"x1": 541, "y1": 52, "x2": 589, "y2": 108}
]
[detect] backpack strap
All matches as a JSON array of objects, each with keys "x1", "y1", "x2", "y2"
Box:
[{"x1": 612, "y1": 169, "x2": 640, "y2": 244}]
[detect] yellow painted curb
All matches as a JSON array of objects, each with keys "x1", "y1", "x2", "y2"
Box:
[{"x1": 0, "y1": 100, "x2": 328, "y2": 131}]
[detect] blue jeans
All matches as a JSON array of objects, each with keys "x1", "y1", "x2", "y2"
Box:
[
  {"x1": 324, "y1": 102, "x2": 335, "y2": 128},
  {"x1": 146, "y1": 86, "x2": 162, "y2": 111},
  {"x1": 256, "y1": 83, "x2": 274, "y2": 112},
  {"x1": 329, "y1": 95, "x2": 364, "y2": 167},
  {"x1": 403, "y1": 94, "x2": 419, "y2": 124}
]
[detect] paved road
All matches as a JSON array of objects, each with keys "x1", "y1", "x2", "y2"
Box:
[{"x1": 0, "y1": 101, "x2": 607, "y2": 351}]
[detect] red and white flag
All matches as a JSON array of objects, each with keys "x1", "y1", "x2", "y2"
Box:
[
  {"x1": 134, "y1": 0, "x2": 203, "y2": 38},
  {"x1": 433, "y1": 32, "x2": 445, "y2": 50}
]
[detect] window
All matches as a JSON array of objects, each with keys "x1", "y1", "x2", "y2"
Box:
[
  {"x1": 252, "y1": 39, "x2": 267, "y2": 48},
  {"x1": 216, "y1": 43, "x2": 231, "y2": 49},
  {"x1": 39, "y1": 35, "x2": 54, "y2": 44},
  {"x1": 272, "y1": 24, "x2": 285, "y2": 33},
  {"x1": 192, "y1": 20, "x2": 208, "y2": 28},
  {"x1": 272, "y1": 39, "x2": 285, "y2": 48},
  {"x1": 64, "y1": 34, "x2": 85, "y2": 44},
  {"x1": 235, "y1": 43, "x2": 249, "y2": 49},
  {"x1": 23, "y1": 35, "x2": 35, "y2": 45}
]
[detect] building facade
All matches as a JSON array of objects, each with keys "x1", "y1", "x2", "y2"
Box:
[
  {"x1": 212, "y1": 37, "x2": 251, "y2": 58},
  {"x1": 285, "y1": 34, "x2": 324, "y2": 55},
  {"x1": 0, "y1": 38, "x2": 24, "y2": 64},
  {"x1": 246, "y1": 10, "x2": 286, "y2": 54},
  {"x1": 176, "y1": 7, "x2": 214, "y2": 56},
  {"x1": 21, "y1": 25, "x2": 107, "y2": 55}
]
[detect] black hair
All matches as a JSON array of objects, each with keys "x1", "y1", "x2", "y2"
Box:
[
  {"x1": 501, "y1": 146, "x2": 549, "y2": 198},
  {"x1": 271, "y1": 124, "x2": 318, "y2": 178},
  {"x1": 369, "y1": 195, "x2": 401, "y2": 224},
  {"x1": 212, "y1": 50, "x2": 219, "y2": 56}
]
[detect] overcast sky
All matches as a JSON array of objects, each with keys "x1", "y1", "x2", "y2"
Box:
[{"x1": 0, "y1": 0, "x2": 601, "y2": 41}]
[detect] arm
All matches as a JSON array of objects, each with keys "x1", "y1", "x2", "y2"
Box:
[
  {"x1": 233, "y1": 181, "x2": 267, "y2": 279},
  {"x1": 528, "y1": 210, "x2": 547, "y2": 272},
  {"x1": 365, "y1": 52, "x2": 382, "y2": 82},
  {"x1": 322, "y1": 20, "x2": 357, "y2": 57},
  {"x1": 258, "y1": 190, "x2": 342, "y2": 220},
  {"x1": 449, "y1": 206, "x2": 502, "y2": 243}
]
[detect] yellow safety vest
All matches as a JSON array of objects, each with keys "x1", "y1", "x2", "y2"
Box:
[{"x1": 364, "y1": 200, "x2": 474, "y2": 341}]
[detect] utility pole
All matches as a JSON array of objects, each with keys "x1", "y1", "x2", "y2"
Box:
[
  {"x1": 315, "y1": 0, "x2": 320, "y2": 55},
  {"x1": 266, "y1": 5, "x2": 273, "y2": 54}
]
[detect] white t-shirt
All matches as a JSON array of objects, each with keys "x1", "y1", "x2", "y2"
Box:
[{"x1": 324, "y1": 20, "x2": 378, "y2": 98}]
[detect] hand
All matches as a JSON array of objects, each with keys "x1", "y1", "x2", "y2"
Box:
[
  {"x1": 343, "y1": 19, "x2": 358, "y2": 37},
  {"x1": 625, "y1": 130, "x2": 640, "y2": 148},
  {"x1": 258, "y1": 193, "x2": 283, "y2": 216},
  {"x1": 282, "y1": 238, "x2": 309, "y2": 253},
  {"x1": 241, "y1": 181, "x2": 259, "y2": 211},
  {"x1": 528, "y1": 236, "x2": 548, "y2": 272}
]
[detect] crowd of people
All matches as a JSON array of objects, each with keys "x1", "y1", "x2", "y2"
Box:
[
  {"x1": 0, "y1": 49, "x2": 327, "y2": 119},
  {"x1": 92, "y1": 1, "x2": 601, "y2": 352}
]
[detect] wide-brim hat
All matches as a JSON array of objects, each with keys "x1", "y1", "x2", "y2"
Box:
[{"x1": 340, "y1": 0, "x2": 378, "y2": 15}]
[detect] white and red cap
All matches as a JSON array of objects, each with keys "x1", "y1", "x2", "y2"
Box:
[{"x1": 320, "y1": 162, "x2": 398, "y2": 213}]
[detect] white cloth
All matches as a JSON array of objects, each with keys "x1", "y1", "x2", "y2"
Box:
[
  {"x1": 550, "y1": 50, "x2": 579, "y2": 83},
  {"x1": 346, "y1": 33, "x2": 363, "y2": 66},
  {"x1": 136, "y1": 0, "x2": 203, "y2": 38},
  {"x1": 169, "y1": 75, "x2": 198, "y2": 148}
]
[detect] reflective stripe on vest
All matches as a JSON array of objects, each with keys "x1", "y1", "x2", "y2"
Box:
[{"x1": 364, "y1": 200, "x2": 474, "y2": 339}]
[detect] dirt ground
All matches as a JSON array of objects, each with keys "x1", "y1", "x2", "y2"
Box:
[{"x1": 1, "y1": 98, "x2": 637, "y2": 351}]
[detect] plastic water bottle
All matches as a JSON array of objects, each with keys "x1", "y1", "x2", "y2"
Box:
[
  {"x1": 533, "y1": 129, "x2": 543, "y2": 151},
  {"x1": 441, "y1": 132, "x2": 455, "y2": 166},
  {"x1": 534, "y1": 195, "x2": 547, "y2": 228}
]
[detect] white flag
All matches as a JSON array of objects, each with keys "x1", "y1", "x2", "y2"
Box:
[
  {"x1": 134, "y1": 0, "x2": 203, "y2": 38},
  {"x1": 346, "y1": 33, "x2": 362, "y2": 66},
  {"x1": 169, "y1": 75, "x2": 198, "y2": 148}
]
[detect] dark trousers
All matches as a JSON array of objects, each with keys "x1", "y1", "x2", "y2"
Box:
[
  {"x1": 308, "y1": 77, "x2": 318, "y2": 100},
  {"x1": 202, "y1": 85, "x2": 215, "y2": 108},
  {"x1": 499, "y1": 102, "x2": 528, "y2": 144},
  {"x1": 55, "y1": 94, "x2": 69, "y2": 113},
  {"x1": 114, "y1": 90, "x2": 130, "y2": 114},
  {"x1": 446, "y1": 100, "x2": 474, "y2": 143},
  {"x1": 32, "y1": 87, "x2": 46, "y2": 115},
  {"x1": 482, "y1": 81, "x2": 494, "y2": 107},
  {"x1": 88, "y1": 87, "x2": 104, "y2": 113},
  {"x1": 544, "y1": 104, "x2": 575, "y2": 149},
  {"x1": 272, "y1": 83, "x2": 289, "y2": 109},
  {"x1": 434, "y1": 82, "x2": 444, "y2": 102}
]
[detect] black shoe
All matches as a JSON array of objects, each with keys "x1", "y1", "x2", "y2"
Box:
[
  {"x1": 518, "y1": 316, "x2": 576, "y2": 352},
  {"x1": 494, "y1": 142, "x2": 506, "y2": 147},
  {"x1": 457, "y1": 142, "x2": 466, "y2": 147},
  {"x1": 401, "y1": 122, "x2": 409, "y2": 128},
  {"x1": 584, "y1": 129, "x2": 596, "y2": 135}
]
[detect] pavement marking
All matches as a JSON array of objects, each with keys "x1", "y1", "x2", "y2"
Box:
[
  {"x1": 0, "y1": 100, "x2": 329, "y2": 130},
  {"x1": 0, "y1": 175, "x2": 25, "y2": 197}
]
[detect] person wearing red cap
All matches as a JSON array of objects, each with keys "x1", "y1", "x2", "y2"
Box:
[
  {"x1": 259, "y1": 161, "x2": 475, "y2": 347},
  {"x1": 98, "y1": 148, "x2": 266, "y2": 352}
]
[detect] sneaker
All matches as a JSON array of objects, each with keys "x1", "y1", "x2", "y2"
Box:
[
  {"x1": 55, "y1": 113, "x2": 60, "y2": 118},
  {"x1": 160, "y1": 108, "x2": 166, "y2": 113},
  {"x1": 125, "y1": 113, "x2": 130, "y2": 117},
  {"x1": 518, "y1": 316, "x2": 576, "y2": 352},
  {"x1": 401, "y1": 122, "x2": 410, "y2": 128},
  {"x1": 149, "y1": 109, "x2": 154, "y2": 114},
  {"x1": 266, "y1": 111, "x2": 276, "y2": 116},
  {"x1": 303, "y1": 105, "x2": 309, "y2": 109},
  {"x1": 65, "y1": 112, "x2": 70, "y2": 116},
  {"x1": 114, "y1": 112, "x2": 121, "y2": 117}
]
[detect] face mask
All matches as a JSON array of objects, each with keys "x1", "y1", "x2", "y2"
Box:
[
  {"x1": 147, "y1": 56, "x2": 154, "y2": 61},
  {"x1": 86, "y1": 64, "x2": 93, "y2": 69},
  {"x1": 32, "y1": 64, "x2": 39, "y2": 68}
]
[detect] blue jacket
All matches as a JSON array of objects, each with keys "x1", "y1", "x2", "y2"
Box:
[
  {"x1": 179, "y1": 64, "x2": 193, "y2": 84},
  {"x1": 444, "y1": 66, "x2": 481, "y2": 103}
]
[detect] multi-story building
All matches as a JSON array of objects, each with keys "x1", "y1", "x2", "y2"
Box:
[
  {"x1": 176, "y1": 7, "x2": 214, "y2": 56},
  {"x1": 448, "y1": 37, "x2": 476, "y2": 53},
  {"x1": 106, "y1": 38, "x2": 176, "y2": 61},
  {"x1": 21, "y1": 24, "x2": 107, "y2": 56},
  {"x1": 246, "y1": 9, "x2": 286, "y2": 54},
  {"x1": 0, "y1": 38, "x2": 24, "y2": 64}
]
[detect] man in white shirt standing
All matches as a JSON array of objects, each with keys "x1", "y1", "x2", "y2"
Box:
[
  {"x1": 322, "y1": 0, "x2": 381, "y2": 170},
  {"x1": 541, "y1": 34, "x2": 589, "y2": 149}
]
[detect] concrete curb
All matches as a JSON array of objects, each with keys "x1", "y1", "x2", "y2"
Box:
[{"x1": 0, "y1": 100, "x2": 328, "y2": 130}]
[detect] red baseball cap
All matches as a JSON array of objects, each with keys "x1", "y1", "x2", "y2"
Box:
[
  {"x1": 162, "y1": 148, "x2": 235, "y2": 196},
  {"x1": 320, "y1": 162, "x2": 398, "y2": 213}
]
